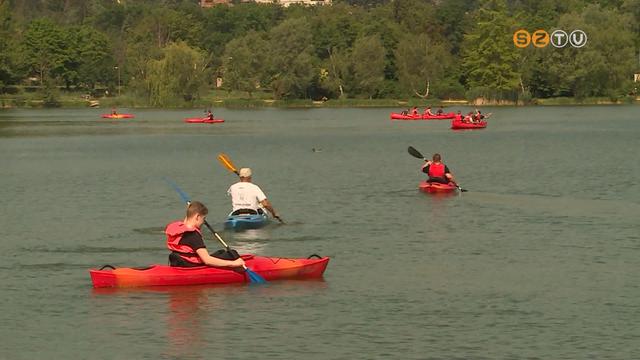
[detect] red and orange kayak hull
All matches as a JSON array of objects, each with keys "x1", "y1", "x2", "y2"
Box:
[
  {"x1": 419, "y1": 180, "x2": 458, "y2": 193},
  {"x1": 89, "y1": 254, "x2": 329, "y2": 288},
  {"x1": 101, "y1": 114, "x2": 135, "y2": 119}
]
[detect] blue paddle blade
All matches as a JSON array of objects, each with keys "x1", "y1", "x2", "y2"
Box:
[
  {"x1": 245, "y1": 267, "x2": 267, "y2": 284},
  {"x1": 164, "y1": 177, "x2": 191, "y2": 203}
]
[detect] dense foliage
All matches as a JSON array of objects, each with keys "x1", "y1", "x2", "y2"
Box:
[{"x1": 0, "y1": 0, "x2": 638, "y2": 105}]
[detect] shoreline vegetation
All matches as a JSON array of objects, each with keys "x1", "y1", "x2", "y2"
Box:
[
  {"x1": 1, "y1": 89, "x2": 639, "y2": 109},
  {"x1": 2, "y1": 1, "x2": 639, "y2": 111}
]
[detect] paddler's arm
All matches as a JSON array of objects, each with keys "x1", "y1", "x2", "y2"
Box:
[
  {"x1": 196, "y1": 248, "x2": 245, "y2": 268},
  {"x1": 260, "y1": 199, "x2": 280, "y2": 220}
]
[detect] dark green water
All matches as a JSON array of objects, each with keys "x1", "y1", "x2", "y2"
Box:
[{"x1": 1, "y1": 107, "x2": 639, "y2": 359}]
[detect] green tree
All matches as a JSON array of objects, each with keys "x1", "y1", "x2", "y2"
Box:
[
  {"x1": 21, "y1": 19, "x2": 68, "y2": 86},
  {"x1": 266, "y1": 17, "x2": 317, "y2": 99},
  {"x1": 319, "y1": 47, "x2": 352, "y2": 99},
  {"x1": 145, "y1": 41, "x2": 210, "y2": 106},
  {"x1": 0, "y1": 1, "x2": 17, "y2": 88},
  {"x1": 352, "y1": 35, "x2": 385, "y2": 98},
  {"x1": 395, "y1": 34, "x2": 451, "y2": 98},
  {"x1": 461, "y1": 0, "x2": 522, "y2": 100},
  {"x1": 222, "y1": 31, "x2": 269, "y2": 97}
]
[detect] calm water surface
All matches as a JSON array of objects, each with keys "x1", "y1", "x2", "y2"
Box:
[{"x1": 1, "y1": 106, "x2": 639, "y2": 359}]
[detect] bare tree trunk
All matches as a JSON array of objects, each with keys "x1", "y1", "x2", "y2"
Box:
[{"x1": 414, "y1": 80, "x2": 429, "y2": 98}]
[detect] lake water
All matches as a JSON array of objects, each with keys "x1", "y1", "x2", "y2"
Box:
[{"x1": 1, "y1": 106, "x2": 639, "y2": 359}]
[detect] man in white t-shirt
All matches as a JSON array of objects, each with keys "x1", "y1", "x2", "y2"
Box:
[{"x1": 227, "y1": 167, "x2": 282, "y2": 222}]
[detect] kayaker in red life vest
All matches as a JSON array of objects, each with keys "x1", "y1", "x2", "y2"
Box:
[
  {"x1": 205, "y1": 109, "x2": 214, "y2": 120},
  {"x1": 421, "y1": 153, "x2": 457, "y2": 185},
  {"x1": 165, "y1": 201, "x2": 245, "y2": 268},
  {"x1": 454, "y1": 111, "x2": 463, "y2": 121},
  {"x1": 111, "y1": 108, "x2": 118, "y2": 116},
  {"x1": 463, "y1": 112, "x2": 474, "y2": 123},
  {"x1": 411, "y1": 106, "x2": 419, "y2": 116}
]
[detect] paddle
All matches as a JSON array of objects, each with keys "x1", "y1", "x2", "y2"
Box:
[
  {"x1": 217, "y1": 153, "x2": 239, "y2": 176},
  {"x1": 217, "y1": 153, "x2": 284, "y2": 224},
  {"x1": 407, "y1": 146, "x2": 468, "y2": 192},
  {"x1": 164, "y1": 178, "x2": 266, "y2": 284}
]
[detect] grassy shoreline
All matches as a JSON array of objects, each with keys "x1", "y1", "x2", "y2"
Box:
[{"x1": 1, "y1": 91, "x2": 639, "y2": 109}]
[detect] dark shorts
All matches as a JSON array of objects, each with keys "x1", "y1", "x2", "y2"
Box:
[{"x1": 428, "y1": 177, "x2": 449, "y2": 184}]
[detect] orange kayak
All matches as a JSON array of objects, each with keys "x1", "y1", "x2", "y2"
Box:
[
  {"x1": 419, "y1": 180, "x2": 458, "y2": 193},
  {"x1": 184, "y1": 117, "x2": 225, "y2": 124},
  {"x1": 89, "y1": 254, "x2": 329, "y2": 288},
  {"x1": 101, "y1": 114, "x2": 135, "y2": 119}
]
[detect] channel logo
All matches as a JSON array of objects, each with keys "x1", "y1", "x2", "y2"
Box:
[{"x1": 513, "y1": 29, "x2": 587, "y2": 48}]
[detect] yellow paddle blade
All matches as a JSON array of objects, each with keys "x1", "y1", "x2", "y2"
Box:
[{"x1": 217, "y1": 153, "x2": 238, "y2": 174}]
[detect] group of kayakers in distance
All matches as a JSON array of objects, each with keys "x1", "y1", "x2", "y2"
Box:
[
  {"x1": 398, "y1": 106, "x2": 489, "y2": 123},
  {"x1": 400, "y1": 106, "x2": 446, "y2": 116},
  {"x1": 165, "y1": 167, "x2": 280, "y2": 269},
  {"x1": 454, "y1": 109, "x2": 489, "y2": 123}
]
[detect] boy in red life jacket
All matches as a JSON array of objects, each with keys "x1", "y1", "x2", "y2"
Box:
[
  {"x1": 165, "y1": 201, "x2": 246, "y2": 268},
  {"x1": 421, "y1": 153, "x2": 457, "y2": 185}
]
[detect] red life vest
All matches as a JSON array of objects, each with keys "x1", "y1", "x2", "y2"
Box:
[
  {"x1": 165, "y1": 221, "x2": 203, "y2": 265},
  {"x1": 454, "y1": 114, "x2": 462, "y2": 121},
  {"x1": 427, "y1": 163, "x2": 446, "y2": 178}
]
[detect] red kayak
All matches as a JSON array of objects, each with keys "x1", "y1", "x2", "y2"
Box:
[
  {"x1": 451, "y1": 120, "x2": 487, "y2": 129},
  {"x1": 184, "y1": 117, "x2": 225, "y2": 124},
  {"x1": 390, "y1": 112, "x2": 455, "y2": 120},
  {"x1": 89, "y1": 254, "x2": 329, "y2": 288},
  {"x1": 101, "y1": 114, "x2": 135, "y2": 119},
  {"x1": 419, "y1": 180, "x2": 458, "y2": 193}
]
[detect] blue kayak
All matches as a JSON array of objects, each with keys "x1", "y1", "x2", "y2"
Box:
[{"x1": 224, "y1": 212, "x2": 270, "y2": 230}]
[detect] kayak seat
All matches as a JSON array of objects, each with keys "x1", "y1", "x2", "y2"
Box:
[{"x1": 231, "y1": 208, "x2": 265, "y2": 216}]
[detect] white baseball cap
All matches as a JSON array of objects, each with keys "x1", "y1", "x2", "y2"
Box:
[{"x1": 239, "y1": 168, "x2": 252, "y2": 177}]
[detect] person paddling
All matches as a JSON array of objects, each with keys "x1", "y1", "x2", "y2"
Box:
[
  {"x1": 206, "y1": 109, "x2": 214, "y2": 120},
  {"x1": 411, "y1": 106, "x2": 419, "y2": 116},
  {"x1": 165, "y1": 201, "x2": 246, "y2": 268},
  {"x1": 424, "y1": 106, "x2": 435, "y2": 116},
  {"x1": 454, "y1": 110, "x2": 463, "y2": 121},
  {"x1": 421, "y1": 153, "x2": 457, "y2": 185},
  {"x1": 436, "y1": 107, "x2": 444, "y2": 115},
  {"x1": 111, "y1": 108, "x2": 118, "y2": 116},
  {"x1": 474, "y1": 109, "x2": 484, "y2": 122},
  {"x1": 227, "y1": 167, "x2": 282, "y2": 222}
]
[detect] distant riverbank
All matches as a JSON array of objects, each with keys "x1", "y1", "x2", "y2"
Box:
[{"x1": 1, "y1": 90, "x2": 639, "y2": 109}]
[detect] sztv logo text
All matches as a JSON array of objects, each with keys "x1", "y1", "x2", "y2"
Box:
[{"x1": 513, "y1": 29, "x2": 587, "y2": 48}]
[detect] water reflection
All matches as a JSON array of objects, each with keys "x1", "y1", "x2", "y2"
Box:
[{"x1": 91, "y1": 280, "x2": 328, "y2": 359}]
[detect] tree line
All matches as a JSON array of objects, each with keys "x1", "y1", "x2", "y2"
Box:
[{"x1": 0, "y1": 0, "x2": 639, "y2": 106}]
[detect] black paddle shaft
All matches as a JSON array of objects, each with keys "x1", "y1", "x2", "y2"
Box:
[{"x1": 408, "y1": 146, "x2": 426, "y2": 160}]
